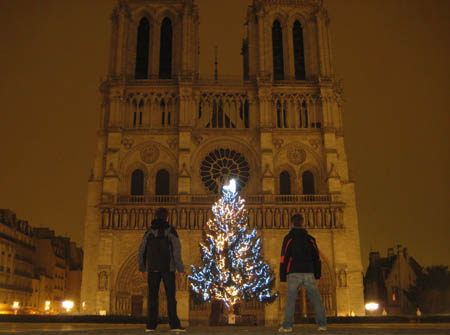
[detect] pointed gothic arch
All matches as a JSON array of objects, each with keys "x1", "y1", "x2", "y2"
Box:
[
  {"x1": 276, "y1": 100, "x2": 288, "y2": 128},
  {"x1": 135, "y1": 17, "x2": 150, "y2": 79},
  {"x1": 131, "y1": 169, "x2": 145, "y2": 196},
  {"x1": 280, "y1": 170, "x2": 291, "y2": 195},
  {"x1": 272, "y1": 20, "x2": 284, "y2": 80},
  {"x1": 302, "y1": 170, "x2": 315, "y2": 195},
  {"x1": 293, "y1": 20, "x2": 306, "y2": 80},
  {"x1": 294, "y1": 257, "x2": 336, "y2": 318},
  {"x1": 155, "y1": 169, "x2": 170, "y2": 195},
  {"x1": 159, "y1": 17, "x2": 173, "y2": 79}
]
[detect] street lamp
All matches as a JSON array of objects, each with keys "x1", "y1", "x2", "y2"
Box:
[
  {"x1": 62, "y1": 300, "x2": 74, "y2": 313},
  {"x1": 365, "y1": 302, "x2": 379, "y2": 312},
  {"x1": 12, "y1": 301, "x2": 19, "y2": 314},
  {"x1": 44, "y1": 300, "x2": 51, "y2": 312}
]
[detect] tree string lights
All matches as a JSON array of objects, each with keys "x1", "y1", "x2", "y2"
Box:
[{"x1": 189, "y1": 179, "x2": 278, "y2": 310}]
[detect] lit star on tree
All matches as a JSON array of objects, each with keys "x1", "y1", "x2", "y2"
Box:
[{"x1": 188, "y1": 179, "x2": 278, "y2": 310}]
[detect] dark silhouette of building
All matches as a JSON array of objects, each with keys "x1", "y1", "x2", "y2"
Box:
[{"x1": 364, "y1": 245, "x2": 421, "y2": 315}]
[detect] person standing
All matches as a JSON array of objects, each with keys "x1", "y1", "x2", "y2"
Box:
[
  {"x1": 279, "y1": 214, "x2": 327, "y2": 332},
  {"x1": 138, "y1": 208, "x2": 186, "y2": 332}
]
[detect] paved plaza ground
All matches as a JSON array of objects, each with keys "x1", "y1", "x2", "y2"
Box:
[{"x1": 1, "y1": 323, "x2": 449, "y2": 335}]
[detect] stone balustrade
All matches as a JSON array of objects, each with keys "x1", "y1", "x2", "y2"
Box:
[{"x1": 100, "y1": 201, "x2": 344, "y2": 231}]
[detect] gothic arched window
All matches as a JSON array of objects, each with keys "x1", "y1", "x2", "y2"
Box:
[
  {"x1": 131, "y1": 169, "x2": 144, "y2": 195},
  {"x1": 138, "y1": 100, "x2": 144, "y2": 126},
  {"x1": 200, "y1": 149, "x2": 250, "y2": 194},
  {"x1": 159, "y1": 17, "x2": 173, "y2": 79},
  {"x1": 302, "y1": 170, "x2": 315, "y2": 195},
  {"x1": 160, "y1": 100, "x2": 166, "y2": 126},
  {"x1": 241, "y1": 100, "x2": 250, "y2": 128},
  {"x1": 155, "y1": 169, "x2": 170, "y2": 195},
  {"x1": 280, "y1": 171, "x2": 291, "y2": 195},
  {"x1": 133, "y1": 100, "x2": 144, "y2": 127},
  {"x1": 272, "y1": 20, "x2": 284, "y2": 80},
  {"x1": 293, "y1": 20, "x2": 306, "y2": 80},
  {"x1": 299, "y1": 100, "x2": 308, "y2": 128},
  {"x1": 135, "y1": 18, "x2": 150, "y2": 79},
  {"x1": 276, "y1": 101, "x2": 287, "y2": 128}
]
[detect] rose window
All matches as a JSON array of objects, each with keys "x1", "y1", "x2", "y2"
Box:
[{"x1": 200, "y1": 148, "x2": 250, "y2": 193}]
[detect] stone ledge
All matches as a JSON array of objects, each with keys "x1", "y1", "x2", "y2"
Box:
[{"x1": 1, "y1": 315, "x2": 449, "y2": 324}]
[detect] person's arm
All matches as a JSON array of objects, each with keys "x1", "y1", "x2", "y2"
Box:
[
  {"x1": 310, "y1": 236, "x2": 322, "y2": 280},
  {"x1": 169, "y1": 228, "x2": 185, "y2": 273},
  {"x1": 137, "y1": 231, "x2": 150, "y2": 273},
  {"x1": 280, "y1": 235, "x2": 292, "y2": 282}
]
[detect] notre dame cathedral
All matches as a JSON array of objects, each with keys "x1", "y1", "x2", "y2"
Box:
[{"x1": 80, "y1": 0, "x2": 365, "y2": 325}]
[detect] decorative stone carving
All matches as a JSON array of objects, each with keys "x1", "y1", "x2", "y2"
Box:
[
  {"x1": 98, "y1": 271, "x2": 108, "y2": 291},
  {"x1": 273, "y1": 139, "x2": 284, "y2": 150},
  {"x1": 262, "y1": 164, "x2": 273, "y2": 177},
  {"x1": 105, "y1": 163, "x2": 118, "y2": 178},
  {"x1": 179, "y1": 163, "x2": 190, "y2": 177},
  {"x1": 338, "y1": 269, "x2": 347, "y2": 288},
  {"x1": 167, "y1": 138, "x2": 177, "y2": 150},
  {"x1": 121, "y1": 137, "x2": 134, "y2": 149},
  {"x1": 326, "y1": 163, "x2": 338, "y2": 180},
  {"x1": 287, "y1": 145, "x2": 306, "y2": 165},
  {"x1": 140, "y1": 145, "x2": 159, "y2": 164},
  {"x1": 309, "y1": 138, "x2": 321, "y2": 150},
  {"x1": 192, "y1": 135, "x2": 203, "y2": 146},
  {"x1": 176, "y1": 273, "x2": 189, "y2": 291},
  {"x1": 250, "y1": 136, "x2": 259, "y2": 148}
]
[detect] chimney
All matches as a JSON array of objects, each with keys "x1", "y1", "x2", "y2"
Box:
[{"x1": 369, "y1": 252, "x2": 380, "y2": 264}]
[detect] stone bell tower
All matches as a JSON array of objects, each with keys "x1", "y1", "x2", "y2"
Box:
[
  {"x1": 80, "y1": 0, "x2": 200, "y2": 316},
  {"x1": 242, "y1": 0, "x2": 365, "y2": 318}
]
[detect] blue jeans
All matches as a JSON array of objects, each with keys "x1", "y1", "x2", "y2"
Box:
[{"x1": 282, "y1": 273, "x2": 327, "y2": 329}]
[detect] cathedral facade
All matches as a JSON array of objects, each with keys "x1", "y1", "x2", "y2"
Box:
[{"x1": 80, "y1": 0, "x2": 365, "y2": 325}]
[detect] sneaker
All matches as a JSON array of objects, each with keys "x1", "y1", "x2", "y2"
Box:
[
  {"x1": 171, "y1": 327, "x2": 186, "y2": 332},
  {"x1": 318, "y1": 326, "x2": 327, "y2": 331},
  {"x1": 145, "y1": 329, "x2": 155, "y2": 333},
  {"x1": 278, "y1": 326, "x2": 293, "y2": 333}
]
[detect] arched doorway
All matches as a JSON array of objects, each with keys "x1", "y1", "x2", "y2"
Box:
[
  {"x1": 114, "y1": 252, "x2": 168, "y2": 316},
  {"x1": 294, "y1": 258, "x2": 336, "y2": 320}
]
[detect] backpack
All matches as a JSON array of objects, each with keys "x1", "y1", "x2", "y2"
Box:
[{"x1": 146, "y1": 228, "x2": 171, "y2": 272}]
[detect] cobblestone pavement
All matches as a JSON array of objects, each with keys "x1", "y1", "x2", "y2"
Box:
[{"x1": 1, "y1": 324, "x2": 450, "y2": 335}]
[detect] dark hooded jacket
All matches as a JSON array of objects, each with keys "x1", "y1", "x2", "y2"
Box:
[
  {"x1": 280, "y1": 227, "x2": 321, "y2": 282},
  {"x1": 137, "y1": 218, "x2": 184, "y2": 273}
]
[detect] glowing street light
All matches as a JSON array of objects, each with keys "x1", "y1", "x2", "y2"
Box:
[
  {"x1": 62, "y1": 300, "x2": 74, "y2": 312},
  {"x1": 12, "y1": 301, "x2": 19, "y2": 314},
  {"x1": 365, "y1": 302, "x2": 379, "y2": 312}
]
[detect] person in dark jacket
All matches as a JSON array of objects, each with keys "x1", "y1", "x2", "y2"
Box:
[
  {"x1": 138, "y1": 208, "x2": 185, "y2": 333},
  {"x1": 278, "y1": 214, "x2": 327, "y2": 332}
]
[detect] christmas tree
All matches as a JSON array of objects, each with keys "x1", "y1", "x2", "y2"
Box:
[{"x1": 189, "y1": 179, "x2": 278, "y2": 310}]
